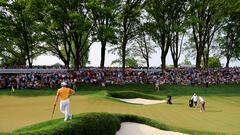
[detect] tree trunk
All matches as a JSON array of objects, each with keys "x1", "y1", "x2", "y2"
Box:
[
  {"x1": 27, "y1": 57, "x2": 32, "y2": 68},
  {"x1": 196, "y1": 38, "x2": 205, "y2": 69},
  {"x1": 74, "y1": 57, "x2": 80, "y2": 70},
  {"x1": 173, "y1": 60, "x2": 178, "y2": 68},
  {"x1": 26, "y1": 49, "x2": 32, "y2": 68},
  {"x1": 122, "y1": 42, "x2": 126, "y2": 69},
  {"x1": 225, "y1": 56, "x2": 230, "y2": 68},
  {"x1": 65, "y1": 60, "x2": 70, "y2": 69},
  {"x1": 146, "y1": 51, "x2": 149, "y2": 69},
  {"x1": 203, "y1": 51, "x2": 209, "y2": 68},
  {"x1": 65, "y1": 63, "x2": 69, "y2": 69},
  {"x1": 161, "y1": 35, "x2": 171, "y2": 69},
  {"x1": 122, "y1": 32, "x2": 128, "y2": 70},
  {"x1": 65, "y1": 42, "x2": 71, "y2": 69},
  {"x1": 146, "y1": 58, "x2": 149, "y2": 69},
  {"x1": 196, "y1": 51, "x2": 202, "y2": 69},
  {"x1": 161, "y1": 45, "x2": 169, "y2": 69},
  {"x1": 161, "y1": 55, "x2": 166, "y2": 69},
  {"x1": 74, "y1": 42, "x2": 80, "y2": 71},
  {"x1": 171, "y1": 32, "x2": 180, "y2": 68},
  {"x1": 100, "y1": 40, "x2": 106, "y2": 68}
]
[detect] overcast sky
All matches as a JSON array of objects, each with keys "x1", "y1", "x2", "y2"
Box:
[{"x1": 33, "y1": 42, "x2": 240, "y2": 67}]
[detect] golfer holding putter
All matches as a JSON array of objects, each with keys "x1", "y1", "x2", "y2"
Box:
[{"x1": 53, "y1": 81, "x2": 76, "y2": 121}]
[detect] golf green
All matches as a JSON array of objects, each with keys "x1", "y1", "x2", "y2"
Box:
[{"x1": 0, "y1": 84, "x2": 240, "y2": 134}]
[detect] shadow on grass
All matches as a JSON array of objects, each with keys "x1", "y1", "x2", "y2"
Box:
[
  {"x1": 171, "y1": 103, "x2": 184, "y2": 105},
  {"x1": 206, "y1": 110, "x2": 223, "y2": 113}
]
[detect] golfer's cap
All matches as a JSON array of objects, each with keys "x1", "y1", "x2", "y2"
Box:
[{"x1": 61, "y1": 82, "x2": 67, "y2": 86}]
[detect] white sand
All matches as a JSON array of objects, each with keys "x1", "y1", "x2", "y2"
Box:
[
  {"x1": 116, "y1": 122, "x2": 188, "y2": 135},
  {"x1": 117, "y1": 98, "x2": 166, "y2": 105}
]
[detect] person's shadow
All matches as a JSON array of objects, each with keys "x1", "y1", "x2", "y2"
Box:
[{"x1": 205, "y1": 110, "x2": 222, "y2": 112}]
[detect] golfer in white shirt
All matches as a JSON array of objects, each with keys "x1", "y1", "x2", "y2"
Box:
[{"x1": 191, "y1": 93, "x2": 198, "y2": 107}]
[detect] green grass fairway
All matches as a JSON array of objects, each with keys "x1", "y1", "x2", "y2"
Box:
[{"x1": 0, "y1": 84, "x2": 240, "y2": 134}]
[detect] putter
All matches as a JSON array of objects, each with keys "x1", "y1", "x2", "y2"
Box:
[{"x1": 51, "y1": 104, "x2": 56, "y2": 120}]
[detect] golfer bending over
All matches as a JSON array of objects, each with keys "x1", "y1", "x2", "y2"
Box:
[
  {"x1": 199, "y1": 96, "x2": 205, "y2": 112},
  {"x1": 54, "y1": 82, "x2": 75, "y2": 121}
]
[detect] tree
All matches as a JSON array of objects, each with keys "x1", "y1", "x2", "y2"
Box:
[
  {"x1": 118, "y1": 0, "x2": 143, "y2": 70},
  {"x1": 60, "y1": 37, "x2": 90, "y2": 67},
  {"x1": 188, "y1": 0, "x2": 225, "y2": 68},
  {"x1": 109, "y1": 44, "x2": 131, "y2": 67},
  {"x1": 126, "y1": 57, "x2": 139, "y2": 67},
  {"x1": 130, "y1": 31, "x2": 156, "y2": 69},
  {"x1": 0, "y1": 0, "x2": 43, "y2": 67},
  {"x1": 111, "y1": 57, "x2": 139, "y2": 67},
  {"x1": 169, "y1": 0, "x2": 188, "y2": 68},
  {"x1": 38, "y1": 0, "x2": 72, "y2": 69},
  {"x1": 44, "y1": 0, "x2": 93, "y2": 70},
  {"x1": 217, "y1": 21, "x2": 240, "y2": 67},
  {"x1": 208, "y1": 56, "x2": 221, "y2": 68},
  {"x1": 88, "y1": 0, "x2": 120, "y2": 68},
  {"x1": 181, "y1": 57, "x2": 192, "y2": 66},
  {"x1": 145, "y1": 0, "x2": 187, "y2": 69},
  {"x1": 216, "y1": 0, "x2": 240, "y2": 67},
  {"x1": 170, "y1": 32, "x2": 185, "y2": 68}
]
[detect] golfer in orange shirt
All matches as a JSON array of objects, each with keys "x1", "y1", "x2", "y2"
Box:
[{"x1": 53, "y1": 82, "x2": 76, "y2": 121}]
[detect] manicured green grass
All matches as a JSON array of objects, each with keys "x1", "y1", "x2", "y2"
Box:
[
  {"x1": 10, "y1": 113, "x2": 221, "y2": 135},
  {"x1": 1, "y1": 83, "x2": 239, "y2": 97},
  {"x1": 0, "y1": 84, "x2": 240, "y2": 134},
  {"x1": 13, "y1": 113, "x2": 120, "y2": 135},
  {"x1": 116, "y1": 114, "x2": 222, "y2": 135}
]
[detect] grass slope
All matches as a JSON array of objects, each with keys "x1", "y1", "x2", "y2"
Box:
[
  {"x1": 11, "y1": 113, "x2": 221, "y2": 135},
  {"x1": 14, "y1": 113, "x2": 120, "y2": 135}
]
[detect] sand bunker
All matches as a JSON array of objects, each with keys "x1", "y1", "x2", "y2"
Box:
[
  {"x1": 117, "y1": 98, "x2": 166, "y2": 105},
  {"x1": 116, "y1": 122, "x2": 188, "y2": 135}
]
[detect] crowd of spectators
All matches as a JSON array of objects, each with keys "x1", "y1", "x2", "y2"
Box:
[{"x1": 0, "y1": 67, "x2": 239, "y2": 89}]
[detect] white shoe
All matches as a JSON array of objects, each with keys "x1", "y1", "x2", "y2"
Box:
[{"x1": 68, "y1": 114, "x2": 73, "y2": 120}]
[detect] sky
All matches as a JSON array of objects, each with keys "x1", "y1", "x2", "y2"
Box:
[{"x1": 33, "y1": 42, "x2": 240, "y2": 67}]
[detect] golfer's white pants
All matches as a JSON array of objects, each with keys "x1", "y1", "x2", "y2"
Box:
[{"x1": 60, "y1": 99, "x2": 72, "y2": 121}]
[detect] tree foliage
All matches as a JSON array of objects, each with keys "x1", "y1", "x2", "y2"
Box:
[
  {"x1": 0, "y1": 0, "x2": 239, "y2": 68},
  {"x1": 130, "y1": 30, "x2": 156, "y2": 69},
  {"x1": 118, "y1": 0, "x2": 143, "y2": 70},
  {"x1": 44, "y1": 0, "x2": 93, "y2": 69},
  {"x1": 88, "y1": 0, "x2": 120, "y2": 68},
  {"x1": 0, "y1": 0, "x2": 43, "y2": 67},
  {"x1": 188, "y1": 0, "x2": 226, "y2": 68},
  {"x1": 145, "y1": 0, "x2": 187, "y2": 69},
  {"x1": 215, "y1": 0, "x2": 240, "y2": 67},
  {"x1": 208, "y1": 56, "x2": 221, "y2": 68}
]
